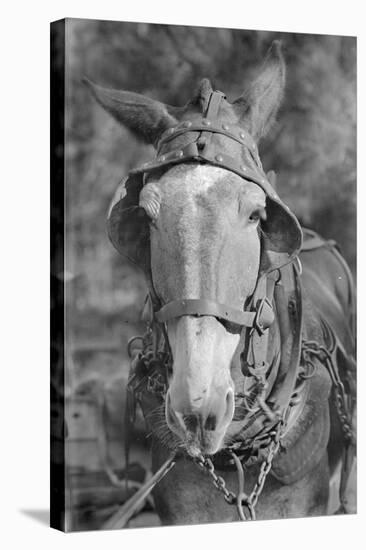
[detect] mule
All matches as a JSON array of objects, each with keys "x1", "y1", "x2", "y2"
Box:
[{"x1": 86, "y1": 41, "x2": 356, "y2": 524}]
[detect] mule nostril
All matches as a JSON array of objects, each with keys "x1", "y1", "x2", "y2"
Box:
[
  {"x1": 184, "y1": 414, "x2": 198, "y2": 432},
  {"x1": 204, "y1": 414, "x2": 217, "y2": 431}
]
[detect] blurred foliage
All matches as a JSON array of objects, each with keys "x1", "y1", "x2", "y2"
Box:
[{"x1": 64, "y1": 19, "x2": 356, "y2": 342}]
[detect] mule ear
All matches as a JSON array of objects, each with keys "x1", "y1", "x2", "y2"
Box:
[
  {"x1": 233, "y1": 41, "x2": 286, "y2": 140},
  {"x1": 83, "y1": 78, "x2": 179, "y2": 145}
]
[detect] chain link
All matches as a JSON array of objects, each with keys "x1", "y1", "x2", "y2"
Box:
[
  {"x1": 248, "y1": 425, "x2": 282, "y2": 511},
  {"x1": 195, "y1": 419, "x2": 284, "y2": 520},
  {"x1": 302, "y1": 340, "x2": 355, "y2": 445},
  {"x1": 194, "y1": 455, "x2": 237, "y2": 505},
  {"x1": 129, "y1": 329, "x2": 355, "y2": 519}
]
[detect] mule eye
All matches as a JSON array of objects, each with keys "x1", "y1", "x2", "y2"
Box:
[
  {"x1": 248, "y1": 208, "x2": 264, "y2": 223},
  {"x1": 249, "y1": 212, "x2": 259, "y2": 223},
  {"x1": 248, "y1": 207, "x2": 266, "y2": 223}
]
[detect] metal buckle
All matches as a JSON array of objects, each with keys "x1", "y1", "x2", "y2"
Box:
[{"x1": 254, "y1": 298, "x2": 274, "y2": 335}]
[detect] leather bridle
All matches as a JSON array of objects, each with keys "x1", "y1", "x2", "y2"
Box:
[
  {"x1": 107, "y1": 89, "x2": 355, "y2": 523},
  {"x1": 135, "y1": 89, "x2": 293, "y2": 385},
  {"x1": 120, "y1": 88, "x2": 305, "y2": 452}
]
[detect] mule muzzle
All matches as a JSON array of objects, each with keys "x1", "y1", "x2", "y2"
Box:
[{"x1": 165, "y1": 388, "x2": 235, "y2": 456}]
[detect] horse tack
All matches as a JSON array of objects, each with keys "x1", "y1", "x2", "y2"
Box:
[
  {"x1": 122, "y1": 239, "x2": 355, "y2": 522},
  {"x1": 122, "y1": 259, "x2": 305, "y2": 521},
  {"x1": 107, "y1": 89, "x2": 303, "y2": 276},
  {"x1": 107, "y1": 90, "x2": 356, "y2": 521},
  {"x1": 119, "y1": 88, "x2": 305, "y2": 438},
  {"x1": 108, "y1": 89, "x2": 302, "y2": 382}
]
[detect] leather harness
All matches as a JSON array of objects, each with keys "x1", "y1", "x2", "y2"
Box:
[
  {"x1": 122, "y1": 90, "x2": 306, "y2": 456},
  {"x1": 108, "y1": 90, "x2": 355, "y2": 520},
  {"x1": 129, "y1": 91, "x2": 303, "y2": 433}
]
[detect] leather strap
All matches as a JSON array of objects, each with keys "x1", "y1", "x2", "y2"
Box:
[
  {"x1": 155, "y1": 298, "x2": 274, "y2": 330},
  {"x1": 197, "y1": 92, "x2": 224, "y2": 160},
  {"x1": 239, "y1": 273, "x2": 279, "y2": 424},
  {"x1": 248, "y1": 276, "x2": 277, "y2": 402},
  {"x1": 157, "y1": 120, "x2": 257, "y2": 152},
  {"x1": 267, "y1": 261, "x2": 303, "y2": 411},
  {"x1": 205, "y1": 90, "x2": 226, "y2": 119},
  {"x1": 135, "y1": 91, "x2": 277, "y2": 205},
  {"x1": 133, "y1": 139, "x2": 278, "y2": 202},
  {"x1": 216, "y1": 261, "x2": 303, "y2": 451}
]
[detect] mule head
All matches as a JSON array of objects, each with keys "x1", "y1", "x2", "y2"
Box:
[
  {"x1": 144, "y1": 168, "x2": 266, "y2": 456},
  {"x1": 86, "y1": 41, "x2": 287, "y2": 456}
]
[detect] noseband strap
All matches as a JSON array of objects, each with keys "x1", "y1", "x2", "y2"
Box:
[{"x1": 155, "y1": 297, "x2": 274, "y2": 331}]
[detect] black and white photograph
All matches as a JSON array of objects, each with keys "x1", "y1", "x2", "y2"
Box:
[
  {"x1": 50, "y1": 17, "x2": 356, "y2": 531},
  {"x1": 3, "y1": 3, "x2": 364, "y2": 548}
]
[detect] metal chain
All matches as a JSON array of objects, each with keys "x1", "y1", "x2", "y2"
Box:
[
  {"x1": 194, "y1": 455, "x2": 237, "y2": 505},
  {"x1": 302, "y1": 338, "x2": 356, "y2": 514},
  {"x1": 127, "y1": 326, "x2": 171, "y2": 401},
  {"x1": 248, "y1": 424, "x2": 282, "y2": 511},
  {"x1": 334, "y1": 388, "x2": 354, "y2": 443},
  {"x1": 195, "y1": 419, "x2": 284, "y2": 521},
  {"x1": 130, "y1": 329, "x2": 354, "y2": 518},
  {"x1": 302, "y1": 340, "x2": 355, "y2": 445}
]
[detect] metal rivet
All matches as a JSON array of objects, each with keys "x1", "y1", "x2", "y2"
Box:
[
  {"x1": 239, "y1": 132, "x2": 245, "y2": 139},
  {"x1": 241, "y1": 165, "x2": 247, "y2": 172},
  {"x1": 176, "y1": 150, "x2": 184, "y2": 158},
  {"x1": 202, "y1": 120, "x2": 211, "y2": 126},
  {"x1": 216, "y1": 155, "x2": 223, "y2": 163},
  {"x1": 182, "y1": 121, "x2": 192, "y2": 128},
  {"x1": 222, "y1": 124, "x2": 230, "y2": 131},
  {"x1": 261, "y1": 179, "x2": 266, "y2": 184}
]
